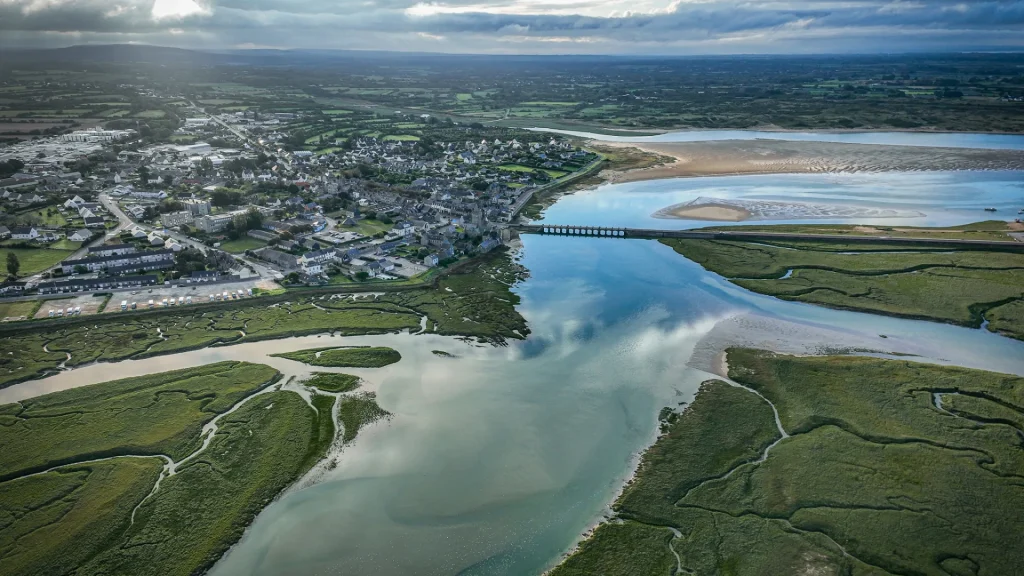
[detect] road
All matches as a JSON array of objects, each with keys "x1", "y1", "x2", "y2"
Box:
[{"x1": 24, "y1": 193, "x2": 138, "y2": 284}]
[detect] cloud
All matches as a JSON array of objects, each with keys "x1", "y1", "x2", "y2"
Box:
[{"x1": 0, "y1": 0, "x2": 1023, "y2": 52}]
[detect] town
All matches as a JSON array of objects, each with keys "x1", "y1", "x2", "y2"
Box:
[{"x1": 0, "y1": 92, "x2": 601, "y2": 320}]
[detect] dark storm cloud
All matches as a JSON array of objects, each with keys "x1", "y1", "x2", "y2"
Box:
[{"x1": 1, "y1": 0, "x2": 1023, "y2": 52}]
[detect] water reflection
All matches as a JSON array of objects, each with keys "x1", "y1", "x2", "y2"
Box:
[
  {"x1": 6, "y1": 232, "x2": 1024, "y2": 576},
  {"x1": 542, "y1": 171, "x2": 1024, "y2": 229}
]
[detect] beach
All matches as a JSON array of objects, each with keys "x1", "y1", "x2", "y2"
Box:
[{"x1": 594, "y1": 139, "x2": 1024, "y2": 183}]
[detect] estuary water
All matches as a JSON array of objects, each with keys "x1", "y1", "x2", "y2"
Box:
[
  {"x1": 529, "y1": 128, "x2": 1024, "y2": 150},
  {"x1": 4, "y1": 172, "x2": 1024, "y2": 575},
  {"x1": 541, "y1": 171, "x2": 1024, "y2": 229}
]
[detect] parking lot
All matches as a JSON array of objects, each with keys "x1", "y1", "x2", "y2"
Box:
[
  {"x1": 101, "y1": 279, "x2": 276, "y2": 313},
  {"x1": 36, "y1": 294, "x2": 110, "y2": 319}
]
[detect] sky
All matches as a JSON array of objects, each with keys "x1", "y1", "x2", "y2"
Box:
[{"x1": 1, "y1": 0, "x2": 1023, "y2": 54}]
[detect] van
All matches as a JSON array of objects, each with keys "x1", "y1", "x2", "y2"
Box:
[
  {"x1": 66, "y1": 308, "x2": 73, "y2": 316},
  {"x1": 186, "y1": 296, "x2": 192, "y2": 304},
  {"x1": 168, "y1": 297, "x2": 175, "y2": 306},
  {"x1": 131, "y1": 302, "x2": 137, "y2": 310},
  {"x1": 148, "y1": 299, "x2": 154, "y2": 308},
  {"x1": 223, "y1": 291, "x2": 229, "y2": 300},
  {"x1": 209, "y1": 294, "x2": 215, "y2": 302},
  {"x1": 121, "y1": 300, "x2": 128, "y2": 310},
  {"x1": 48, "y1": 310, "x2": 55, "y2": 318},
  {"x1": 246, "y1": 288, "x2": 253, "y2": 296},
  {"x1": 56, "y1": 309, "x2": 64, "y2": 317},
  {"x1": 74, "y1": 307, "x2": 81, "y2": 315},
  {"x1": 178, "y1": 297, "x2": 184, "y2": 305},
  {"x1": 237, "y1": 290, "x2": 244, "y2": 298},
  {"x1": 162, "y1": 298, "x2": 168, "y2": 307}
]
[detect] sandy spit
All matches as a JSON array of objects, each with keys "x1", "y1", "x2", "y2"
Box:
[{"x1": 595, "y1": 139, "x2": 1024, "y2": 183}]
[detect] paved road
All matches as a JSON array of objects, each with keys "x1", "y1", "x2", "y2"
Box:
[{"x1": 24, "y1": 193, "x2": 137, "y2": 284}]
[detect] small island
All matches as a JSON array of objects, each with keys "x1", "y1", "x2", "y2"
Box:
[{"x1": 273, "y1": 346, "x2": 402, "y2": 368}]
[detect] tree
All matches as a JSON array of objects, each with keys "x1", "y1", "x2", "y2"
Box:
[
  {"x1": 355, "y1": 271, "x2": 369, "y2": 281},
  {"x1": 138, "y1": 165, "x2": 150, "y2": 183},
  {"x1": 6, "y1": 253, "x2": 19, "y2": 277}
]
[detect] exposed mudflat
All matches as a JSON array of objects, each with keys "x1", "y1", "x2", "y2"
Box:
[{"x1": 598, "y1": 140, "x2": 1024, "y2": 182}]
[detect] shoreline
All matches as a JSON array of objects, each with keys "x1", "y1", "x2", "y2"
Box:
[{"x1": 589, "y1": 139, "x2": 1024, "y2": 184}]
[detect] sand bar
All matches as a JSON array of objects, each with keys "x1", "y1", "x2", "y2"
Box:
[{"x1": 594, "y1": 139, "x2": 1024, "y2": 183}]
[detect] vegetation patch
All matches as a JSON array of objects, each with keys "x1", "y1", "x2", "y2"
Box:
[
  {"x1": 338, "y1": 393, "x2": 390, "y2": 442},
  {"x1": 304, "y1": 372, "x2": 361, "y2": 393},
  {"x1": 0, "y1": 361, "x2": 278, "y2": 481},
  {"x1": 553, "y1": 349, "x2": 1024, "y2": 576},
  {"x1": 661, "y1": 235, "x2": 1024, "y2": 340},
  {"x1": 273, "y1": 346, "x2": 401, "y2": 368}
]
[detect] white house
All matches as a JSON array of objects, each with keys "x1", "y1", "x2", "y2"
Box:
[
  {"x1": 68, "y1": 229, "x2": 93, "y2": 242},
  {"x1": 130, "y1": 227, "x2": 148, "y2": 239},
  {"x1": 10, "y1": 227, "x2": 39, "y2": 240}
]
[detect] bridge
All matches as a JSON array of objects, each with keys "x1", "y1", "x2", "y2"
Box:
[{"x1": 512, "y1": 224, "x2": 1024, "y2": 251}]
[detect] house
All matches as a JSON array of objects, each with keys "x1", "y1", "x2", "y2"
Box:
[
  {"x1": 256, "y1": 248, "x2": 299, "y2": 269},
  {"x1": 147, "y1": 232, "x2": 166, "y2": 247},
  {"x1": 88, "y1": 244, "x2": 136, "y2": 257},
  {"x1": 459, "y1": 151, "x2": 476, "y2": 165},
  {"x1": 299, "y1": 248, "x2": 336, "y2": 268},
  {"x1": 68, "y1": 229, "x2": 94, "y2": 242},
  {"x1": 37, "y1": 275, "x2": 159, "y2": 295},
  {"x1": 61, "y1": 249, "x2": 175, "y2": 275},
  {"x1": 0, "y1": 226, "x2": 9, "y2": 239},
  {"x1": 423, "y1": 253, "x2": 439, "y2": 267},
  {"x1": 129, "y1": 227, "x2": 148, "y2": 239},
  {"x1": 84, "y1": 216, "x2": 106, "y2": 228},
  {"x1": 394, "y1": 221, "x2": 414, "y2": 237},
  {"x1": 478, "y1": 238, "x2": 500, "y2": 253},
  {"x1": 125, "y1": 205, "x2": 147, "y2": 219},
  {"x1": 10, "y1": 227, "x2": 38, "y2": 240}
]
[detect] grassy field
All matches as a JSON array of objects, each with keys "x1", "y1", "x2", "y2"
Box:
[
  {"x1": 554, "y1": 349, "x2": 1024, "y2": 575},
  {"x1": 273, "y1": 346, "x2": 401, "y2": 367},
  {"x1": 218, "y1": 237, "x2": 267, "y2": 253},
  {"x1": 304, "y1": 372, "x2": 361, "y2": 392},
  {"x1": 661, "y1": 236, "x2": 1024, "y2": 340},
  {"x1": 0, "y1": 300, "x2": 40, "y2": 320},
  {"x1": 0, "y1": 250, "x2": 529, "y2": 388},
  {"x1": 0, "y1": 247, "x2": 74, "y2": 277},
  {"x1": 0, "y1": 361, "x2": 278, "y2": 481},
  {"x1": 339, "y1": 217, "x2": 393, "y2": 237}
]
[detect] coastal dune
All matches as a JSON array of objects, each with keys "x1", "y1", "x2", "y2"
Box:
[{"x1": 596, "y1": 139, "x2": 1024, "y2": 182}]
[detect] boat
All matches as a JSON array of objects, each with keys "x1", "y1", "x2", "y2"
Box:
[{"x1": 984, "y1": 207, "x2": 997, "y2": 212}]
